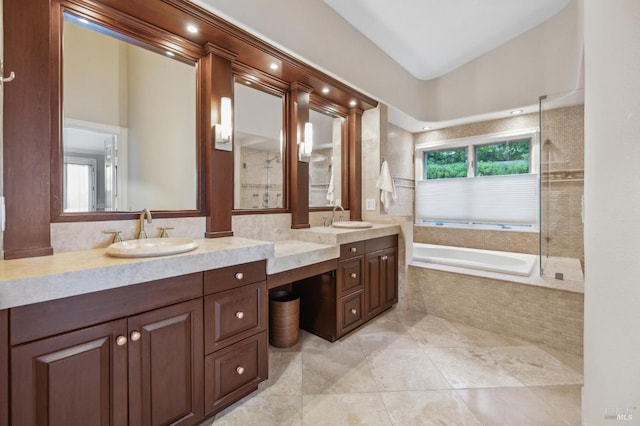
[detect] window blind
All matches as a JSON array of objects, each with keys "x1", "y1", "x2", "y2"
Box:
[{"x1": 416, "y1": 174, "x2": 539, "y2": 224}]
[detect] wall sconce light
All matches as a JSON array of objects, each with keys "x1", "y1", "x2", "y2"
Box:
[
  {"x1": 298, "y1": 122, "x2": 313, "y2": 162},
  {"x1": 214, "y1": 96, "x2": 232, "y2": 151}
]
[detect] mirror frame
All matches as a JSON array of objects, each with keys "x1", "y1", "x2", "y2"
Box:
[
  {"x1": 50, "y1": 0, "x2": 207, "y2": 222},
  {"x1": 308, "y1": 95, "x2": 350, "y2": 212},
  {"x1": 232, "y1": 64, "x2": 290, "y2": 215}
]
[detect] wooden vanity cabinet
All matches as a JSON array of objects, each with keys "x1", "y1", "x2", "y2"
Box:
[
  {"x1": 9, "y1": 273, "x2": 204, "y2": 426},
  {"x1": 364, "y1": 236, "x2": 398, "y2": 319},
  {"x1": 203, "y1": 260, "x2": 268, "y2": 416},
  {"x1": 1, "y1": 310, "x2": 8, "y2": 426},
  {"x1": 297, "y1": 235, "x2": 398, "y2": 341}
]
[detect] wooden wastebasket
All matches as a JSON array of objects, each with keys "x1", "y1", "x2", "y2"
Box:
[{"x1": 269, "y1": 290, "x2": 300, "y2": 348}]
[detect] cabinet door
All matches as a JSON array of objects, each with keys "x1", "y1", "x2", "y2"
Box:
[
  {"x1": 128, "y1": 299, "x2": 203, "y2": 426},
  {"x1": 11, "y1": 319, "x2": 128, "y2": 426},
  {"x1": 381, "y1": 247, "x2": 398, "y2": 308},
  {"x1": 365, "y1": 250, "x2": 384, "y2": 318}
]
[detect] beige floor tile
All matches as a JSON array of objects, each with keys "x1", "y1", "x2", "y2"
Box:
[
  {"x1": 302, "y1": 340, "x2": 377, "y2": 395},
  {"x1": 354, "y1": 314, "x2": 421, "y2": 355},
  {"x1": 210, "y1": 394, "x2": 302, "y2": 426},
  {"x1": 451, "y1": 321, "x2": 530, "y2": 347},
  {"x1": 302, "y1": 393, "x2": 392, "y2": 426},
  {"x1": 456, "y1": 387, "x2": 572, "y2": 426},
  {"x1": 539, "y1": 345, "x2": 584, "y2": 374},
  {"x1": 489, "y1": 346, "x2": 584, "y2": 386},
  {"x1": 258, "y1": 351, "x2": 302, "y2": 396},
  {"x1": 366, "y1": 347, "x2": 451, "y2": 391},
  {"x1": 381, "y1": 390, "x2": 482, "y2": 426},
  {"x1": 425, "y1": 347, "x2": 524, "y2": 388},
  {"x1": 531, "y1": 385, "x2": 582, "y2": 425},
  {"x1": 402, "y1": 314, "x2": 475, "y2": 349}
]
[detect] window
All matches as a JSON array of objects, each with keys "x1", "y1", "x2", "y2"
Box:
[
  {"x1": 424, "y1": 147, "x2": 467, "y2": 179},
  {"x1": 415, "y1": 130, "x2": 539, "y2": 228},
  {"x1": 475, "y1": 139, "x2": 530, "y2": 176}
]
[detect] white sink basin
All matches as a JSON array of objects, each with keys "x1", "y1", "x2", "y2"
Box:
[
  {"x1": 332, "y1": 221, "x2": 373, "y2": 229},
  {"x1": 106, "y1": 238, "x2": 198, "y2": 258}
]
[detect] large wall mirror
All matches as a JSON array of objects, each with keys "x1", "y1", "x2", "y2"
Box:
[
  {"x1": 233, "y1": 79, "x2": 286, "y2": 210},
  {"x1": 61, "y1": 12, "x2": 198, "y2": 214},
  {"x1": 309, "y1": 108, "x2": 345, "y2": 208}
]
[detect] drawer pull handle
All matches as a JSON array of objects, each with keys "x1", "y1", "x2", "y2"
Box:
[
  {"x1": 236, "y1": 366, "x2": 245, "y2": 375},
  {"x1": 350, "y1": 247, "x2": 357, "y2": 253},
  {"x1": 116, "y1": 335, "x2": 127, "y2": 346},
  {"x1": 235, "y1": 311, "x2": 245, "y2": 319},
  {"x1": 130, "y1": 331, "x2": 141, "y2": 342},
  {"x1": 235, "y1": 272, "x2": 244, "y2": 280},
  {"x1": 381, "y1": 255, "x2": 388, "y2": 261},
  {"x1": 350, "y1": 308, "x2": 357, "y2": 315},
  {"x1": 350, "y1": 273, "x2": 357, "y2": 278}
]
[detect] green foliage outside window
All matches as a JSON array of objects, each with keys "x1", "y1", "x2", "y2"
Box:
[
  {"x1": 476, "y1": 139, "x2": 530, "y2": 176},
  {"x1": 425, "y1": 148, "x2": 467, "y2": 179}
]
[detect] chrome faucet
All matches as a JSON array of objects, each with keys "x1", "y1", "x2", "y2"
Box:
[
  {"x1": 332, "y1": 204, "x2": 345, "y2": 225},
  {"x1": 138, "y1": 208, "x2": 152, "y2": 239}
]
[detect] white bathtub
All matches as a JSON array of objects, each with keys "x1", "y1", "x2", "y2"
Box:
[{"x1": 412, "y1": 243, "x2": 537, "y2": 277}]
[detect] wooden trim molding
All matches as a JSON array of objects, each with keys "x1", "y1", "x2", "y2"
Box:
[
  {"x1": 267, "y1": 259, "x2": 337, "y2": 290},
  {"x1": 0, "y1": 310, "x2": 8, "y2": 426},
  {"x1": 289, "y1": 82, "x2": 314, "y2": 229}
]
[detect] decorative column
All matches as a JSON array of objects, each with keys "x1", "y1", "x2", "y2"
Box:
[
  {"x1": 348, "y1": 107, "x2": 364, "y2": 221},
  {"x1": 203, "y1": 43, "x2": 237, "y2": 238},
  {"x1": 288, "y1": 82, "x2": 313, "y2": 229}
]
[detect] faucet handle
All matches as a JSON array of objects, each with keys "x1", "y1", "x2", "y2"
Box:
[
  {"x1": 103, "y1": 230, "x2": 123, "y2": 243},
  {"x1": 159, "y1": 227, "x2": 174, "y2": 238}
]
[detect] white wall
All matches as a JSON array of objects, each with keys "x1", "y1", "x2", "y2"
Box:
[
  {"x1": 194, "y1": 0, "x2": 583, "y2": 125},
  {"x1": 583, "y1": 0, "x2": 640, "y2": 423}
]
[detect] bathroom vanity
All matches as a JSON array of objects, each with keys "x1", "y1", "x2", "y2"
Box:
[{"x1": 0, "y1": 224, "x2": 400, "y2": 425}]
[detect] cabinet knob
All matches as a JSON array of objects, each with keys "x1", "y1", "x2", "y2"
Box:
[
  {"x1": 350, "y1": 308, "x2": 357, "y2": 315},
  {"x1": 235, "y1": 272, "x2": 244, "y2": 280},
  {"x1": 116, "y1": 335, "x2": 127, "y2": 346},
  {"x1": 130, "y1": 331, "x2": 141, "y2": 342},
  {"x1": 235, "y1": 311, "x2": 245, "y2": 319},
  {"x1": 350, "y1": 273, "x2": 357, "y2": 279},
  {"x1": 381, "y1": 255, "x2": 388, "y2": 261},
  {"x1": 350, "y1": 247, "x2": 357, "y2": 253},
  {"x1": 236, "y1": 366, "x2": 245, "y2": 375}
]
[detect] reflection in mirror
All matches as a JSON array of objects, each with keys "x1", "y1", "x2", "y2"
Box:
[
  {"x1": 62, "y1": 13, "x2": 197, "y2": 212},
  {"x1": 309, "y1": 109, "x2": 344, "y2": 207},
  {"x1": 233, "y1": 81, "x2": 285, "y2": 209}
]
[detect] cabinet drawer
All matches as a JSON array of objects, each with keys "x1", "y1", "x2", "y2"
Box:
[
  {"x1": 336, "y1": 257, "x2": 364, "y2": 297},
  {"x1": 204, "y1": 260, "x2": 266, "y2": 295},
  {"x1": 337, "y1": 291, "x2": 364, "y2": 336},
  {"x1": 204, "y1": 332, "x2": 268, "y2": 415},
  {"x1": 339, "y1": 241, "x2": 365, "y2": 259},
  {"x1": 204, "y1": 282, "x2": 267, "y2": 353}
]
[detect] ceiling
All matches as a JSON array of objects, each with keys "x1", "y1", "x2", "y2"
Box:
[{"x1": 323, "y1": 0, "x2": 570, "y2": 80}]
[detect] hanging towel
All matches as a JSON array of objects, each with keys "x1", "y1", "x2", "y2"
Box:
[
  {"x1": 376, "y1": 160, "x2": 396, "y2": 213},
  {"x1": 326, "y1": 171, "x2": 335, "y2": 205}
]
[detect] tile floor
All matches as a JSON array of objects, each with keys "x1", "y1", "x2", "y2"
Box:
[{"x1": 202, "y1": 309, "x2": 583, "y2": 425}]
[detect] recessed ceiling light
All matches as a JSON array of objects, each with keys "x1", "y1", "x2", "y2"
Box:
[
  {"x1": 349, "y1": 100, "x2": 357, "y2": 107},
  {"x1": 269, "y1": 63, "x2": 279, "y2": 70},
  {"x1": 186, "y1": 24, "x2": 198, "y2": 34},
  {"x1": 422, "y1": 126, "x2": 432, "y2": 130},
  {"x1": 246, "y1": 81, "x2": 252, "y2": 85},
  {"x1": 322, "y1": 87, "x2": 330, "y2": 94},
  {"x1": 166, "y1": 51, "x2": 175, "y2": 57},
  {"x1": 510, "y1": 109, "x2": 524, "y2": 115}
]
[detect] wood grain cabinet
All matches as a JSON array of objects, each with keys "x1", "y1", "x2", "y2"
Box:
[
  {"x1": 297, "y1": 235, "x2": 398, "y2": 341},
  {"x1": 203, "y1": 261, "x2": 268, "y2": 416},
  {"x1": 9, "y1": 274, "x2": 204, "y2": 426}
]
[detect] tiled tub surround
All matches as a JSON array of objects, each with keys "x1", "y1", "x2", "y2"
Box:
[
  {"x1": 407, "y1": 265, "x2": 584, "y2": 355},
  {"x1": 414, "y1": 225, "x2": 539, "y2": 255}
]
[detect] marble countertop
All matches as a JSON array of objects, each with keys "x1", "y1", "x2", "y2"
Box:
[
  {"x1": 267, "y1": 240, "x2": 338, "y2": 275},
  {"x1": 0, "y1": 237, "x2": 274, "y2": 310},
  {"x1": 293, "y1": 222, "x2": 401, "y2": 245},
  {"x1": 0, "y1": 222, "x2": 401, "y2": 310}
]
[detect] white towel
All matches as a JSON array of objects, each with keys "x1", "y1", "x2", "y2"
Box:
[
  {"x1": 376, "y1": 160, "x2": 396, "y2": 213},
  {"x1": 326, "y1": 172, "x2": 335, "y2": 204}
]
